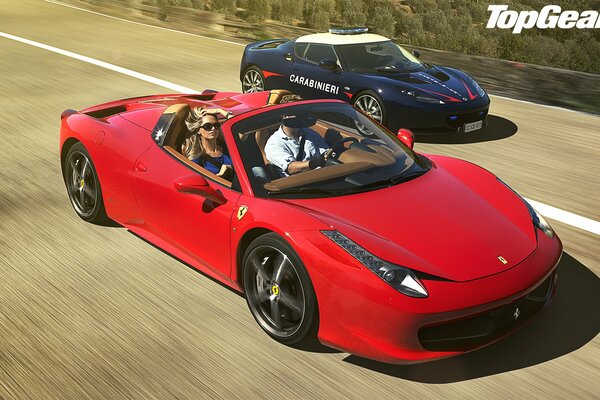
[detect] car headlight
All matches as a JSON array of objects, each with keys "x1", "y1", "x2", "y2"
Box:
[
  {"x1": 497, "y1": 179, "x2": 554, "y2": 239},
  {"x1": 322, "y1": 230, "x2": 428, "y2": 298},
  {"x1": 466, "y1": 75, "x2": 486, "y2": 97},
  {"x1": 528, "y1": 204, "x2": 554, "y2": 238},
  {"x1": 401, "y1": 89, "x2": 445, "y2": 104}
]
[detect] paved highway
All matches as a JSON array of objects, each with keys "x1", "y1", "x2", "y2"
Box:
[{"x1": 0, "y1": 1, "x2": 598, "y2": 398}]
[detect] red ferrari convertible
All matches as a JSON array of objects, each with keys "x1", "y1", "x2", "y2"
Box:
[{"x1": 60, "y1": 89, "x2": 562, "y2": 364}]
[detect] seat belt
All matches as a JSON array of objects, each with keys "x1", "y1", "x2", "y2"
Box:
[
  {"x1": 296, "y1": 130, "x2": 308, "y2": 161},
  {"x1": 202, "y1": 154, "x2": 224, "y2": 170}
]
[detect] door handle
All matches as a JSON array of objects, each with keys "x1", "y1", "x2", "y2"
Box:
[
  {"x1": 135, "y1": 162, "x2": 147, "y2": 172},
  {"x1": 284, "y1": 53, "x2": 293, "y2": 62}
]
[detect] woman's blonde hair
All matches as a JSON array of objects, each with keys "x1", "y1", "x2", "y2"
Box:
[{"x1": 181, "y1": 107, "x2": 224, "y2": 160}]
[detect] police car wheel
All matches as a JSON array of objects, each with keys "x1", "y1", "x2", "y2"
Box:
[
  {"x1": 242, "y1": 67, "x2": 265, "y2": 93},
  {"x1": 353, "y1": 91, "x2": 385, "y2": 124},
  {"x1": 243, "y1": 233, "x2": 318, "y2": 345}
]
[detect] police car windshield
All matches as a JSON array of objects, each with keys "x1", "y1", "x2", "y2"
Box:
[
  {"x1": 232, "y1": 102, "x2": 431, "y2": 199},
  {"x1": 338, "y1": 41, "x2": 425, "y2": 73}
]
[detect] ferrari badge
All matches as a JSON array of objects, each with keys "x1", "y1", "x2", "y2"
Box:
[{"x1": 237, "y1": 205, "x2": 248, "y2": 220}]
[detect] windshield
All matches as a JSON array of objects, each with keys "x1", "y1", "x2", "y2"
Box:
[
  {"x1": 337, "y1": 41, "x2": 425, "y2": 73},
  {"x1": 232, "y1": 102, "x2": 431, "y2": 198}
]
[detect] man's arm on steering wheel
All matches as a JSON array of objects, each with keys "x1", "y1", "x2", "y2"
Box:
[{"x1": 288, "y1": 131, "x2": 329, "y2": 174}]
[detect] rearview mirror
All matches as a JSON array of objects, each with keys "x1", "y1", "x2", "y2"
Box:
[
  {"x1": 412, "y1": 50, "x2": 421, "y2": 58},
  {"x1": 397, "y1": 128, "x2": 415, "y2": 149},
  {"x1": 174, "y1": 174, "x2": 226, "y2": 205},
  {"x1": 319, "y1": 59, "x2": 339, "y2": 71}
]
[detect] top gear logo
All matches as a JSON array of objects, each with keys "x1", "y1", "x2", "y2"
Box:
[{"x1": 487, "y1": 5, "x2": 600, "y2": 33}]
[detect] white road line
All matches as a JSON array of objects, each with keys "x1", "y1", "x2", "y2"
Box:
[
  {"x1": 489, "y1": 94, "x2": 591, "y2": 116},
  {"x1": 1, "y1": 30, "x2": 599, "y2": 236},
  {"x1": 43, "y1": 0, "x2": 245, "y2": 47},
  {"x1": 525, "y1": 199, "x2": 600, "y2": 236},
  {"x1": 0, "y1": 31, "x2": 197, "y2": 94}
]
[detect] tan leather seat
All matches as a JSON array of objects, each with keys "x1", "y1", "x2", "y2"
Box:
[
  {"x1": 255, "y1": 127, "x2": 277, "y2": 165},
  {"x1": 266, "y1": 89, "x2": 294, "y2": 105},
  {"x1": 163, "y1": 103, "x2": 191, "y2": 149}
]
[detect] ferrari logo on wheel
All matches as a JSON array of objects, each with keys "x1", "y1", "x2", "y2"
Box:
[
  {"x1": 513, "y1": 307, "x2": 521, "y2": 321},
  {"x1": 237, "y1": 205, "x2": 248, "y2": 220}
]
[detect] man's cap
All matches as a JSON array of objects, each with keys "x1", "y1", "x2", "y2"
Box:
[{"x1": 281, "y1": 113, "x2": 316, "y2": 128}]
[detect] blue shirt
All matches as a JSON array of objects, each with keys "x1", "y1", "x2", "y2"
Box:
[
  {"x1": 264, "y1": 126, "x2": 329, "y2": 177},
  {"x1": 192, "y1": 153, "x2": 232, "y2": 175}
]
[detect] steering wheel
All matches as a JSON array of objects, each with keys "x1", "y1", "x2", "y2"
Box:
[{"x1": 325, "y1": 137, "x2": 360, "y2": 162}]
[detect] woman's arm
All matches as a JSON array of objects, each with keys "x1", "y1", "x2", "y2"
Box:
[{"x1": 207, "y1": 107, "x2": 234, "y2": 120}]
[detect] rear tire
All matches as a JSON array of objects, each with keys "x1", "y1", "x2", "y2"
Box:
[
  {"x1": 353, "y1": 90, "x2": 386, "y2": 125},
  {"x1": 242, "y1": 66, "x2": 266, "y2": 93},
  {"x1": 242, "y1": 233, "x2": 318, "y2": 345},
  {"x1": 63, "y1": 142, "x2": 109, "y2": 224}
]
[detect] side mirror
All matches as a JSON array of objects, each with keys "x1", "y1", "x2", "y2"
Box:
[
  {"x1": 397, "y1": 128, "x2": 415, "y2": 149},
  {"x1": 174, "y1": 174, "x2": 226, "y2": 205},
  {"x1": 319, "y1": 59, "x2": 339, "y2": 71},
  {"x1": 412, "y1": 50, "x2": 421, "y2": 58}
]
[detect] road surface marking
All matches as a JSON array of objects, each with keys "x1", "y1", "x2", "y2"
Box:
[
  {"x1": 525, "y1": 199, "x2": 600, "y2": 235},
  {"x1": 1, "y1": 30, "x2": 598, "y2": 236},
  {"x1": 44, "y1": 0, "x2": 245, "y2": 47},
  {"x1": 0, "y1": 31, "x2": 197, "y2": 94}
]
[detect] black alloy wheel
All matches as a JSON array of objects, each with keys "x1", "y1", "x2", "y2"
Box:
[
  {"x1": 63, "y1": 142, "x2": 108, "y2": 223},
  {"x1": 243, "y1": 233, "x2": 318, "y2": 345}
]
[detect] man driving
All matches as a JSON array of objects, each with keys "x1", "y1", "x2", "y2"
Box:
[{"x1": 265, "y1": 114, "x2": 330, "y2": 177}]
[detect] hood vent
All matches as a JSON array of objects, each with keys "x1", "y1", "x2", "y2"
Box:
[
  {"x1": 430, "y1": 70, "x2": 450, "y2": 82},
  {"x1": 396, "y1": 76, "x2": 429, "y2": 84}
]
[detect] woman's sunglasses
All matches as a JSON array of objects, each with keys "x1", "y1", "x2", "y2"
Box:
[{"x1": 200, "y1": 122, "x2": 220, "y2": 131}]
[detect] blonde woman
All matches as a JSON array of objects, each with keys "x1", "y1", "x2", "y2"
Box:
[{"x1": 182, "y1": 107, "x2": 234, "y2": 179}]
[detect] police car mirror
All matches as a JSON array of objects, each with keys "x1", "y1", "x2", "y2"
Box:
[
  {"x1": 412, "y1": 50, "x2": 421, "y2": 58},
  {"x1": 319, "y1": 59, "x2": 339, "y2": 71},
  {"x1": 397, "y1": 128, "x2": 415, "y2": 149}
]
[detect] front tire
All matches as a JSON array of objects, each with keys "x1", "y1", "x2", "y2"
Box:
[
  {"x1": 353, "y1": 90, "x2": 385, "y2": 125},
  {"x1": 63, "y1": 142, "x2": 108, "y2": 223},
  {"x1": 242, "y1": 233, "x2": 318, "y2": 345},
  {"x1": 242, "y1": 66, "x2": 266, "y2": 93}
]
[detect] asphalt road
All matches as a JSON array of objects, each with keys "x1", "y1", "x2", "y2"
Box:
[{"x1": 0, "y1": 1, "x2": 599, "y2": 399}]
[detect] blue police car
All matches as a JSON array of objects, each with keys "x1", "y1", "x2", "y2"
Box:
[{"x1": 240, "y1": 28, "x2": 490, "y2": 134}]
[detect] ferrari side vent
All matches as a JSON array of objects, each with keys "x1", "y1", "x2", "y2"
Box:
[
  {"x1": 85, "y1": 105, "x2": 127, "y2": 119},
  {"x1": 61, "y1": 109, "x2": 78, "y2": 120},
  {"x1": 187, "y1": 92, "x2": 217, "y2": 101}
]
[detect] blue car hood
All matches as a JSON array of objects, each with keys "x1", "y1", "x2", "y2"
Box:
[{"x1": 368, "y1": 66, "x2": 482, "y2": 103}]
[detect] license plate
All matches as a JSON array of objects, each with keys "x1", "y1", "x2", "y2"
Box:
[{"x1": 463, "y1": 120, "x2": 483, "y2": 133}]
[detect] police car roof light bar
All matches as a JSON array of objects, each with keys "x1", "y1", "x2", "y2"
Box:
[{"x1": 328, "y1": 27, "x2": 369, "y2": 35}]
